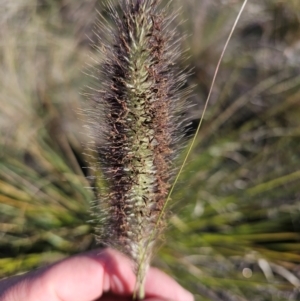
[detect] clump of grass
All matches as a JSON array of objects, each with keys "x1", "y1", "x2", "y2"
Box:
[{"x1": 86, "y1": 0, "x2": 190, "y2": 298}]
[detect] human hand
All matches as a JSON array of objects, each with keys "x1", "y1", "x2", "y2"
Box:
[{"x1": 0, "y1": 248, "x2": 194, "y2": 301}]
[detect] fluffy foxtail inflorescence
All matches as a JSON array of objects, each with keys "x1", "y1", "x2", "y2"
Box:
[{"x1": 87, "y1": 0, "x2": 190, "y2": 298}]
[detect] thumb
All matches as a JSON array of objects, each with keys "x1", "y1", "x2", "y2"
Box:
[{"x1": 0, "y1": 249, "x2": 136, "y2": 301}]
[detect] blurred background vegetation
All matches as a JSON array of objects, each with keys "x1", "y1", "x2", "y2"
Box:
[{"x1": 0, "y1": 0, "x2": 300, "y2": 300}]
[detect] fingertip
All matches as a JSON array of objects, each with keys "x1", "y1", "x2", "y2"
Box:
[
  {"x1": 28, "y1": 248, "x2": 137, "y2": 300},
  {"x1": 41, "y1": 254, "x2": 105, "y2": 301},
  {"x1": 23, "y1": 248, "x2": 137, "y2": 301}
]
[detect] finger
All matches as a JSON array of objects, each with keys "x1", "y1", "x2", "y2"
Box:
[
  {"x1": 145, "y1": 267, "x2": 194, "y2": 301},
  {"x1": 1, "y1": 253, "x2": 105, "y2": 301},
  {"x1": 0, "y1": 248, "x2": 136, "y2": 301}
]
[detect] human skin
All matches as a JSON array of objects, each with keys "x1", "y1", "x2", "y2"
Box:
[{"x1": 0, "y1": 248, "x2": 194, "y2": 301}]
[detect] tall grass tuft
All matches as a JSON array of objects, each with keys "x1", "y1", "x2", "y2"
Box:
[{"x1": 86, "y1": 0, "x2": 190, "y2": 298}]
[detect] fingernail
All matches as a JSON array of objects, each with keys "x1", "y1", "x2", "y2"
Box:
[
  {"x1": 111, "y1": 274, "x2": 124, "y2": 294},
  {"x1": 103, "y1": 273, "x2": 110, "y2": 292}
]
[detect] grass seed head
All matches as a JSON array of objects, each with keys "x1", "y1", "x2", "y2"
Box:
[{"x1": 87, "y1": 0, "x2": 191, "y2": 298}]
